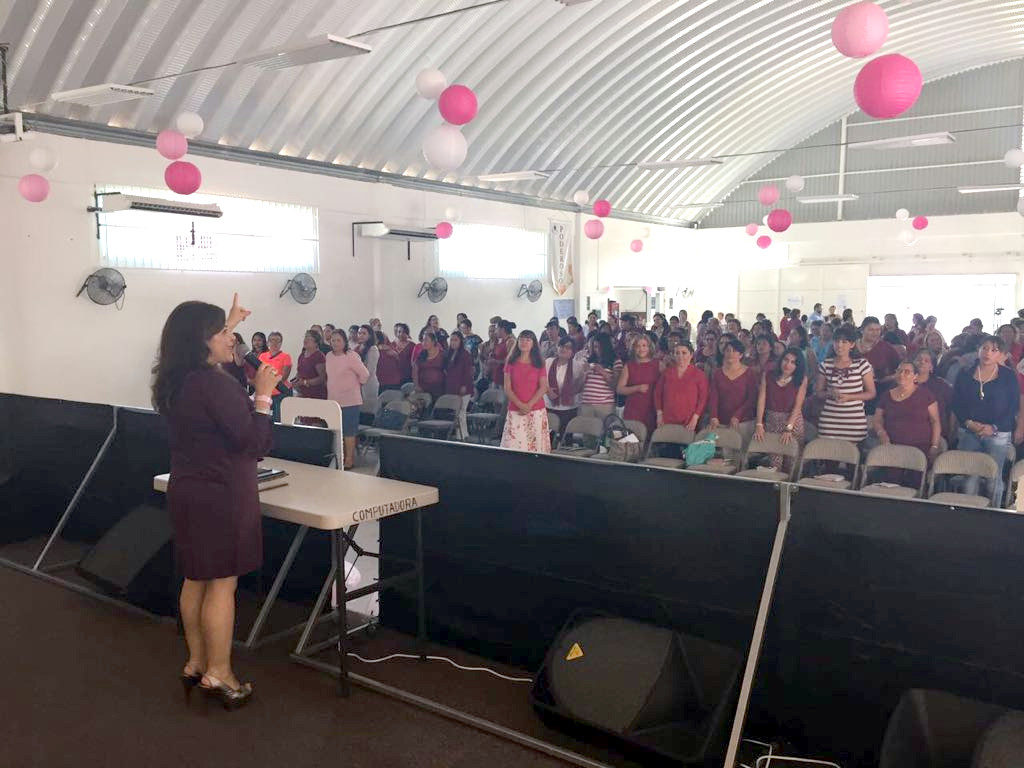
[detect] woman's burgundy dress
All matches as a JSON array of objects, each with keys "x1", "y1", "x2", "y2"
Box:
[{"x1": 166, "y1": 368, "x2": 273, "y2": 580}]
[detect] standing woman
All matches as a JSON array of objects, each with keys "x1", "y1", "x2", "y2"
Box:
[
  {"x1": 250, "y1": 331, "x2": 268, "y2": 357},
  {"x1": 355, "y1": 324, "x2": 379, "y2": 417},
  {"x1": 914, "y1": 349, "x2": 954, "y2": 445},
  {"x1": 815, "y1": 325, "x2": 876, "y2": 443},
  {"x1": 753, "y1": 349, "x2": 808, "y2": 471},
  {"x1": 293, "y1": 330, "x2": 327, "y2": 400},
  {"x1": 577, "y1": 333, "x2": 622, "y2": 419},
  {"x1": 153, "y1": 294, "x2": 279, "y2": 708},
  {"x1": 324, "y1": 329, "x2": 369, "y2": 469},
  {"x1": 546, "y1": 337, "x2": 584, "y2": 441},
  {"x1": 708, "y1": 338, "x2": 759, "y2": 432},
  {"x1": 654, "y1": 342, "x2": 708, "y2": 430},
  {"x1": 487, "y1": 320, "x2": 516, "y2": 388},
  {"x1": 618, "y1": 335, "x2": 660, "y2": 435},
  {"x1": 413, "y1": 331, "x2": 446, "y2": 400},
  {"x1": 501, "y1": 331, "x2": 551, "y2": 453},
  {"x1": 444, "y1": 331, "x2": 475, "y2": 436},
  {"x1": 392, "y1": 323, "x2": 414, "y2": 385},
  {"x1": 258, "y1": 332, "x2": 292, "y2": 422}
]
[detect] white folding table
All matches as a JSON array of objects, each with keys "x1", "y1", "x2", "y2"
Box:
[{"x1": 154, "y1": 458, "x2": 439, "y2": 695}]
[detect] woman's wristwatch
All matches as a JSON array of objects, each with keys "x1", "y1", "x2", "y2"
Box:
[{"x1": 784, "y1": 423, "x2": 794, "y2": 432}]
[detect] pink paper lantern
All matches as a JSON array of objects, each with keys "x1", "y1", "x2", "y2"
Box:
[
  {"x1": 18, "y1": 174, "x2": 50, "y2": 203},
  {"x1": 593, "y1": 199, "x2": 612, "y2": 218},
  {"x1": 438, "y1": 85, "x2": 478, "y2": 126},
  {"x1": 756, "y1": 235, "x2": 772, "y2": 249},
  {"x1": 767, "y1": 208, "x2": 793, "y2": 233},
  {"x1": 912, "y1": 215, "x2": 928, "y2": 231},
  {"x1": 156, "y1": 130, "x2": 188, "y2": 160},
  {"x1": 435, "y1": 221, "x2": 453, "y2": 239},
  {"x1": 745, "y1": 223, "x2": 759, "y2": 236},
  {"x1": 854, "y1": 54, "x2": 923, "y2": 119},
  {"x1": 584, "y1": 219, "x2": 605, "y2": 239},
  {"x1": 630, "y1": 239, "x2": 643, "y2": 253},
  {"x1": 758, "y1": 184, "x2": 780, "y2": 206},
  {"x1": 164, "y1": 161, "x2": 202, "y2": 195},
  {"x1": 831, "y1": 1, "x2": 889, "y2": 59}
]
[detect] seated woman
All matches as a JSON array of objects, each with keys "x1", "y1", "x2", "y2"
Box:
[
  {"x1": 618, "y1": 334, "x2": 660, "y2": 435},
  {"x1": 814, "y1": 325, "x2": 875, "y2": 443},
  {"x1": 500, "y1": 331, "x2": 550, "y2": 454},
  {"x1": 753, "y1": 348, "x2": 808, "y2": 471},
  {"x1": 951, "y1": 335, "x2": 1019, "y2": 504},
  {"x1": 872, "y1": 361, "x2": 941, "y2": 488},
  {"x1": 654, "y1": 342, "x2": 708, "y2": 431},
  {"x1": 708, "y1": 338, "x2": 759, "y2": 432},
  {"x1": 413, "y1": 331, "x2": 446, "y2": 400},
  {"x1": 577, "y1": 332, "x2": 622, "y2": 419}
]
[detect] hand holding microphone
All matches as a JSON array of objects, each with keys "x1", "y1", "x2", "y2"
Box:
[{"x1": 252, "y1": 364, "x2": 282, "y2": 399}]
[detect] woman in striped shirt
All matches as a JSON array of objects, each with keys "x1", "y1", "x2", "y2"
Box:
[
  {"x1": 576, "y1": 332, "x2": 622, "y2": 419},
  {"x1": 814, "y1": 325, "x2": 876, "y2": 442}
]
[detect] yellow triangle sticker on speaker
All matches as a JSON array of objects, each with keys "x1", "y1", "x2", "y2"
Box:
[{"x1": 566, "y1": 642, "x2": 584, "y2": 661}]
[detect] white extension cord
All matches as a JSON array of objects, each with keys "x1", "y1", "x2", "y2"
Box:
[{"x1": 347, "y1": 652, "x2": 533, "y2": 683}]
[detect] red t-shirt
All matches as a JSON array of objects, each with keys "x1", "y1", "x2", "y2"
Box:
[
  {"x1": 507, "y1": 361, "x2": 546, "y2": 410},
  {"x1": 654, "y1": 365, "x2": 709, "y2": 426}
]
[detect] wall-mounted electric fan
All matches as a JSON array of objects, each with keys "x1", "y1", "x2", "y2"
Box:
[
  {"x1": 417, "y1": 277, "x2": 448, "y2": 303},
  {"x1": 280, "y1": 273, "x2": 317, "y2": 304}
]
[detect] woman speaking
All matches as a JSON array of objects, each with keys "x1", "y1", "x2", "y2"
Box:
[{"x1": 152, "y1": 294, "x2": 280, "y2": 710}]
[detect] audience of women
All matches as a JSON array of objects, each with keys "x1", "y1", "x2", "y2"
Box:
[
  {"x1": 500, "y1": 331, "x2": 550, "y2": 453},
  {"x1": 324, "y1": 329, "x2": 369, "y2": 469},
  {"x1": 618, "y1": 334, "x2": 659, "y2": 434},
  {"x1": 578, "y1": 333, "x2": 622, "y2": 418},
  {"x1": 815, "y1": 325, "x2": 876, "y2": 442},
  {"x1": 753, "y1": 348, "x2": 808, "y2": 469},
  {"x1": 654, "y1": 342, "x2": 707, "y2": 430},
  {"x1": 413, "y1": 331, "x2": 446, "y2": 399}
]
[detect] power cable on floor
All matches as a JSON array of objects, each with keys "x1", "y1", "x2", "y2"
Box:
[{"x1": 347, "y1": 652, "x2": 533, "y2": 683}]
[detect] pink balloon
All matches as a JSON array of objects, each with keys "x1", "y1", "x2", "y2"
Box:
[
  {"x1": 854, "y1": 54, "x2": 923, "y2": 119},
  {"x1": 156, "y1": 130, "x2": 188, "y2": 160},
  {"x1": 593, "y1": 199, "x2": 612, "y2": 217},
  {"x1": 912, "y1": 215, "x2": 928, "y2": 231},
  {"x1": 435, "y1": 221, "x2": 453, "y2": 239},
  {"x1": 584, "y1": 219, "x2": 605, "y2": 240},
  {"x1": 438, "y1": 85, "x2": 478, "y2": 126},
  {"x1": 756, "y1": 235, "x2": 772, "y2": 249},
  {"x1": 630, "y1": 239, "x2": 643, "y2": 253},
  {"x1": 18, "y1": 174, "x2": 49, "y2": 203},
  {"x1": 831, "y1": 1, "x2": 889, "y2": 59},
  {"x1": 164, "y1": 161, "x2": 202, "y2": 195},
  {"x1": 767, "y1": 209, "x2": 793, "y2": 233},
  {"x1": 745, "y1": 223, "x2": 759, "y2": 236},
  {"x1": 758, "y1": 184, "x2": 780, "y2": 206}
]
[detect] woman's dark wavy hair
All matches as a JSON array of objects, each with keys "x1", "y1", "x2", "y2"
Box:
[
  {"x1": 445, "y1": 330, "x2": 468, "y2": 370},
  {"x1": 777, "y1": 346, "x2": 807, "y2": 388},
  {"x1": 152, "y1": 301, "x2": 225, "y2": 414},
  {"x1": 507, "y1": 330, "x2": 544, "y2": 368},
  {"x1": 715, "y1": 336, "x2": 746, "y2": 367},
  {"x1": 587, "y1": 332, "x2": 617, "y2": 369},
  {"x1": 250, "y1": 331, "x2": 267, "y2": 353},
  {"x1": 357, "y1": 324, "x2": 376, "y2": 362}
]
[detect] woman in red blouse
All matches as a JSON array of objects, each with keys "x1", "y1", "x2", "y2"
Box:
[
  {"x1": 293, "y1": 331, "x2": 327, "y2": 399},
  {"x1": 500, "y1": 330, "x2": 550, "y2": 453},
  {"x1": 413, "y1": 331, "x2": 446, "y2": 399},
  {"x1": 708, "y1": 338, "x2": 759, "y2": 431},
  {"x1": 618, "y1": 335, "x2": 660, "y2": 434},
  {"x1": 873, "y1": 361, "x2": 941, "y2": 461},
  {"x1": 655, "y1": 342, "x2": 708, "y2": 430},
  {"x1": 444, "y1": 331, "x2": 475, "y2": 437}
]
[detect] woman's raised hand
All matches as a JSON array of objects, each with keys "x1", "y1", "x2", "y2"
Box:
[{"x1": 227, "y1": 293, "x2": 251, "y2": 329}]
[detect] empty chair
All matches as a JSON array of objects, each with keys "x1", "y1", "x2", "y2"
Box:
[
  {"x1": 642, "y1": 425, "x2": 697, "y2": 469},
  {"x1": 405, "y1": 391, "x2": 433, "y2": 421},
  {"x1": 689, "y1": 427, "x2": 744, "y2": 475},
  {"x1": 553, "y1": 416, "x2": 605, "y2": 458},
  {"x1": 737, "y1": 433, "x2": 800, "y2": 482},
  {"x1": 357, "y1": 400, "x2": 412, "y2": 453},
  {"x1": 465, "y1": 389, "x2": 507, "y2": 445},
  {"x1": 400, "y1": 381, "x2": 416, "y2": 396},
  {"x1": 859, "y1": 444, "x2": 928, "y2": 499},
  {"x1": 591, "y1": 419, "x2": 649, "y2": 462},
  {"x1": 378, "y1": 388, "x2": 405, "y2": 410},
  {"x1": 928, "y1": 450, "x2": 1000, "y2": 508},
  {"x1": 796, "y1": 437, "x2": 861, "y2": 490},
  {"x1": 1005, "y1": 459, "x2": 1024, "y2": 508},
  {"x1": 415, "y1": 394, "x2": 465, "y2": 441}
]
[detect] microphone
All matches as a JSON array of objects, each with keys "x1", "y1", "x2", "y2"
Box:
[{"x1": 244, "y1": 351, "x2": 292, "y2": 394}]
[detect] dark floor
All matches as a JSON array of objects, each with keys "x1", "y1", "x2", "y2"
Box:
[{"x1": 0, "y1": 564, "x2": 576, "y2": 768}]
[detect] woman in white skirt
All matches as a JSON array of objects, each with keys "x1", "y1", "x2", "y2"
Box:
[{"x1": 501, "y1": 330, "x2": 551, "y2": 453}]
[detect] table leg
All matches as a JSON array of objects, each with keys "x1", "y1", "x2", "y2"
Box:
[
  {"x1": 244, "y1": 525, "x2": 308, "y2": 649},
  {"x1": 333, "y1": 528, "x2": 351, "y2": 697},
  {"x1": 415, "y1": 507, "x2": 427, "y2": 659}
]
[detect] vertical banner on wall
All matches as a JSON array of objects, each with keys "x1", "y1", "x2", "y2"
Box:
[{"x1": 549, "y1": 220, "x2": 573, "y2": 296}]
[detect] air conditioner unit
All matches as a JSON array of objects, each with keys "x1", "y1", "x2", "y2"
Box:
[
  {"x1": 88, "y1": 193, "x2": 223, "y2": 218},
  {"x1": 354, "y1": 221, "x2": 438, "y2": 242}
]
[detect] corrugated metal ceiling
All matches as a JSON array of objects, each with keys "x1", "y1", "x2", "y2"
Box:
[{"x1": 2, "y1": 0, "x2": 1023, "y2": 224}]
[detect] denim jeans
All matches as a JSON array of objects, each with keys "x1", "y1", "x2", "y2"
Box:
[{"x1": 956, "y1": 428, "x2": 1011, "y2": 504}]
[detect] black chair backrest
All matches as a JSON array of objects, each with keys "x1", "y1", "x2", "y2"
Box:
[{"x1": 269, "y1": 423, "x2": 336, "y2": 467}]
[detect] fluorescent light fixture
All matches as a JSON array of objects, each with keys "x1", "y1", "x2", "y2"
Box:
[
  {"x1": 50, "y1": 83, "x2": 154, "y2": 106},
  {"x1": 476, "y1": 170, "x2": 550, "y2": 182},
  {"x1": 848, "y1": 132, "x2": 955, "y2": 150},
  {"x1": 240, "y1": 35, "x2": 372, "y2": 71},
  {"x1": 797, "y1": 194, "x2": 860, "y2": 204},
  {"x1": 670, "y1": 202, "x2": 724, "y2": 210},
  {"x1": 637, "y1": 158, "x2": 724, "y2": 171},
  {"x1": 957, "y1": 184, "x2": 1024, "y2": 194}
]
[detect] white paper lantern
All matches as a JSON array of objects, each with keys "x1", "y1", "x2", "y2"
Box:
[
  {"x1": 422, "y1": 124, "x2": 468, "y2": 172},
  {"x1": 573, "y1": 190, "x2": 590, "y2": 206},
  {"x1": 898, "y1": 228, "x2": 917, "y2": 246},
  {"x1": 415, "y1": 68, "x2": 448, "y2": 100},
  {"x1": 28, "y1": 147, "x2": 57, "y2": 172},
  {"x1": 640, "y1": 226, "x2": 651, "y2": 239},
  {"x1": 785, "y1": 175, "x2": 805, "y2": 193},
  {"x1": 444, "y1": 206, "x2": 461, "y2": 222},
  {"x1": 1004, "y1": 148, "x2": 1024, "y2": 169},
  {"x1": 175, "y1": 112, "x2": 204, "y2": 139},
  {"x1": 895, "y1": 208, "x2": 910, "y2": 221}
]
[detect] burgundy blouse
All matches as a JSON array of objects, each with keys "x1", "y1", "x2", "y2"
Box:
[
  {"x1": 444, "y1": 349, "x2": 475, "y2": 395},
  {"x1": 295, "y1": 350, "x2": 327, "y2": 399},
  {"x1": 880, "y1": 386, "x2": 936, "y2": 451},
  {"x1": 764, "y1": 375, "x2": 798, "y2": 415},
  {"x1": 708, "y1": 367, "x2": 758, "y2": 423},
  {"x1": 415, "y1": 351, "x2": 446, "y2": 398}
]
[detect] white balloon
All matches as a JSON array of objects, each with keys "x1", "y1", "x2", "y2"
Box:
[
  {"x1": 898, "y1": 228, "x2": 917, "y2": 245},
  {"x1": 785, "y1": 174, "x2": 805, "y2": 193},
  {"x1": 444, "y1": 206, "x2": 461, "y2": 222},
  {"x1": 1004, "y1": 148, "x2": 1024, "y2": 169},
  {"x1": 895, "y1": 208, "x2": 910, "y2": 221},
  {"x1": 1017, "y1": 198, "x2": 1024, "y2": 217},
  {"x1": 422, "y1": 124, "x2": 468, "y2": 172},
  {"x1": 640, "y1": 226, "x2": 651, "y2": 239},
  {"x1": 415, "y1": 68, "x2": 448, "y2": 100},
  {"x1": 573, "y1": 190, "x2": 590, "y2": 206},
  {"x1": 28, "y1": 147, "x2": 57, "y2": 172},
  {"x1": 175, "y1": 112, "x2": 204, "y2": 138}
]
